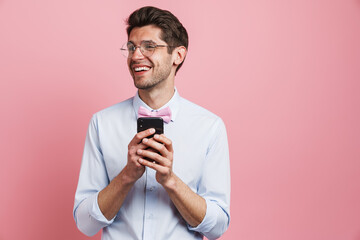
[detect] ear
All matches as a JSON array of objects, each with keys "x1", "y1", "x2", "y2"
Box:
[{"x1": 173, "y1": 46, "x2": 187, "y2": 66}]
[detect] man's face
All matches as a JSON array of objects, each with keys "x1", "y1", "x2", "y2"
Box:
[{"x1": 127, "y1": 25, "x2": 174, "y2": 90}]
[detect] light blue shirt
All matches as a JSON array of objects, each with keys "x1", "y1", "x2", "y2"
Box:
[{"x1": 73, "y1": 89, "x2": 230, "y2": 240}]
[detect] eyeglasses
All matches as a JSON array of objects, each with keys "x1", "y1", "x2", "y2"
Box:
[{"x1": 120, "y1": 41, "x2": 173, "y2": 58}]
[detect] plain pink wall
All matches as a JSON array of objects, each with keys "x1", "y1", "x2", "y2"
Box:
[{"x1": 1, "y1": 0, "x2": 360, "y2": 239}]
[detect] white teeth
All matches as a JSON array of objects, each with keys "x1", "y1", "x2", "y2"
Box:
[{"x1": 134, "y1": 66, "x2": 150, "y2": 72}]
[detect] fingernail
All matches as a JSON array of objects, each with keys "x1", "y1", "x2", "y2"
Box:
[
  {"x1": 154, "y1": 134, "x2": 159, "y2": 139},
  {"x1": 143, "y1": 138, "x2": 148, "y2": 143},
  {"x1": 150, "y1": 128, "x2": 155, "y2": 133},
  {"x1": 137, "y1": 149, "x2": 142, "y2": 154}
]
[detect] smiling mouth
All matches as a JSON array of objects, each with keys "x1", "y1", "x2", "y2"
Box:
[{"x1": 134, "y1": 66, "x2": 151, "y2": 72}]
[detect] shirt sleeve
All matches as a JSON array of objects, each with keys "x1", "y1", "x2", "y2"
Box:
[
  {"x1": 73, "y1": 114, "x2": 115, "y2": 236},
  {"x1": 188, "y1": 118, "x2": 231, "y2": 239}
]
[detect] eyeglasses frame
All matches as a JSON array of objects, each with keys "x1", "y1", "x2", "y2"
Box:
[{"x1": 120, "y1": 41, "x2": 175, "y2": 58}]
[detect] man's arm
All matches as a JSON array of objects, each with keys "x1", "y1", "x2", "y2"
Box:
[
  {"x1": 97, "y1": 128, "x2": 155, "y2": 220},
  {"x1": 73, "y1": 121, "x2": 156, "y2": 236},
  {"x1": 137, "y1": 134, "x2": 206, "y2": 227},
  {"x1": 98, "y1": 128, "x2": 155, "y2": 220},
  {"x1": 137, "y1": 119, "x2": 230, "y2": 240},
  {"x1": 162, "y1": 174, "x2": 207, "y2": 227}
]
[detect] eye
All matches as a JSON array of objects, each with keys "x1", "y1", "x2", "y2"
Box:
[
  {"x1": 143, "y1": 43, "x2": 156, "y2": 50},
  {"x1": 127, "y1": 43, "x2": 136, "y2": 52}
]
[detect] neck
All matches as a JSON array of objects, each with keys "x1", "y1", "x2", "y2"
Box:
[{"x1": 138, "y1": 83, "x2": 175, "y2": 110}]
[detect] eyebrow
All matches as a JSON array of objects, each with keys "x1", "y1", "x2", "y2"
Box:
[{"x1": 128, "y1": 40, "x2": 157, "y2": 45}]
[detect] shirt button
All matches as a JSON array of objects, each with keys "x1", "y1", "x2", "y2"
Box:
[{"x1": 149, "y1": 187, "x2": 155, "y2": 191}]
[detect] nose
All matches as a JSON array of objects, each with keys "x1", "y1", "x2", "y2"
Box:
[{"x1": 131, "y1": 46, "x2": 145, "y2": 60}]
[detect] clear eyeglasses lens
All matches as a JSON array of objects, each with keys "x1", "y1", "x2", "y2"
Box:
[{"x1": 121, "y1": 42, "x2": 156, "y2": 58}]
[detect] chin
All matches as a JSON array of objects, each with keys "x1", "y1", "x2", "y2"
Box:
[
  {"x1": 135, "y1": 83, "x2": 155, "y2": 90},
  {"x1": 134, "y1": 80, "x2": 151, "y2": 89},
  {"x1": 135, "y1": 80, "x2": 163, "y2": 90}
]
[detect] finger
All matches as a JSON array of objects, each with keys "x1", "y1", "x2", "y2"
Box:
[
  {"x1": 142, "y1": 137, "x2": 169, "y2": 157},
  {"x1": 154, "y1": 134, "x2": 173, "y2": 154},
  {"x1": 137, "y1": 142, "x2": 149, "y2": 150},
  {"x1": 138, "y1": 158, "x2": 168, "y2": 172},
  {"x1": 134, "y1": 158, "x2": 144, "y2": 167},
  {"x1": 137, "y1": 149, "x2": 167, "y2": 166},
  {"x1": 146, "y1": 147, "x2": 157, "y2": 153},
  {"x1": 128, "y1": 128, "x2": 155, "y2": 146},
  {"x1": 128, "y1": 143, "x2": 148, "y2": 158},
  {"x1": 128, "y1": 149, "x2": 144, "y2": 167}
]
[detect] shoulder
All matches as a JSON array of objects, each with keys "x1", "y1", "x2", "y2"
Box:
[
  {"x1": 91, "y1": 97, "x2": 134, "y2": 123},
  {"x1": 177, "y1": 97, "x2": 226, "y2": 136},
  {"x1": 177, "y1": 97, "x2": 228, "y2": 150},
  {"x1": 179, "y1": 97, "x2": 222, "y2": 123}
]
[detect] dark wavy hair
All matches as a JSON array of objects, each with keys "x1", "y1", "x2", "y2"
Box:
[{"x1": 126, "y1": 6, "x2": 188, "y2": 73}]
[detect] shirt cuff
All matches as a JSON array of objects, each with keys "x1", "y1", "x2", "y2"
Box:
[
  {"x1": 88, "y1": 192, "x2": 116, "y2": 225},
  {"x1": 188, "y1": 198, "x2": 217, "y2": 233}
]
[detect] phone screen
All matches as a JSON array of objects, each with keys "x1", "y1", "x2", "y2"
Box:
[{"x1": 137, "y1": 117, "x2": 164, "y2": 138}]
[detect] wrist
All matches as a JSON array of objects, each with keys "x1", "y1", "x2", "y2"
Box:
[
  {"x1": 162, "y1": 173, "x2": 178, "y2": 193},
  {"x1": 119, "y1": 166, "x2": 138, "y2": 186}
]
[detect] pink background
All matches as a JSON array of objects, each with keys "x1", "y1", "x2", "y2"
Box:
[{"x1": 1, "y1": 0, "x2": 360, "y2": 239}]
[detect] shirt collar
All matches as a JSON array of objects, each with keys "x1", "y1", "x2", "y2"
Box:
[{"x1": 132, "y1": 88, "x2": 181, "y2": 122}]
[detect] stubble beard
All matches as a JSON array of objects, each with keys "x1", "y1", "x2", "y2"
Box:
[{"x1": 132, "y1": 62, "x2": 173, "y2": 90}]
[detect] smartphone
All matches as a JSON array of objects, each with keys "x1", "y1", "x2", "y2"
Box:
[{"x1": 137, "y1": 117, "x2": 164, "y2": 138}]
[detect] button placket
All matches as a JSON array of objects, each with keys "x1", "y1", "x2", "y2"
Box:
[{"x1": 143, "y1": 167, "x2": 157, "y2": 240}]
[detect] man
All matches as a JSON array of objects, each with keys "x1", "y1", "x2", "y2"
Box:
[{"x1": 73, "y1": 6, "x2": 230, "y2": 240}]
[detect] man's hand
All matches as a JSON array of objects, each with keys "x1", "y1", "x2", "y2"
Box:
[
  {"x1": 123, "y1": 128, "x2": 156, "y2": 184},
  {"x1": 136, "y1": 134, "x2": 175, "y2": 187}
]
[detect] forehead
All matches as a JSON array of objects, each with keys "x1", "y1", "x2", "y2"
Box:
[{"x1": 128, "y1": 25, "x2": 164, "y2": 44}]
